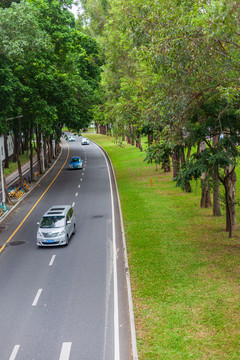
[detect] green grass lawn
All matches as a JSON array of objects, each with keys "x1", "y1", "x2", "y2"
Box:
[
  {"x1": 88, "y1": 133, "x2": 240, "y2": 360},
  {"x1": 3, "y1": 151, "x2": 36, "y2": 177}
]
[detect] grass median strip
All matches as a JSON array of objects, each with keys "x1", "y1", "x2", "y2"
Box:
[{"x1": 89, "y1": 134, "x2": 240, "y2": 360}]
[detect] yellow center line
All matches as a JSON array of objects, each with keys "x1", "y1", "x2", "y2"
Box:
[{"x1": 0, "y1": 141, "x2": 70, "y2": 254}]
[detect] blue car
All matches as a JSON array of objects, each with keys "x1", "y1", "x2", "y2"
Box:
[{"x1": 69, "y1": 156, "x2": 83, "y2": 169}]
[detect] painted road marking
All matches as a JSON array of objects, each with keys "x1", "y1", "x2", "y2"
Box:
[
  {"x1": 82, "y1": 173, "x2": 84, "y2": 175},
  {"x1": 80, "y1": 178, "x2": 83, "y2": 181},
  {"x1": 75, "y1": 192, "x2": 78, "y2": 197},
  {"x1": 32, "y1": 289, "x2": 42, "y2": 306},
  {"x1": 72, "y1": 202, "x2": 75, "y2": 208},
  {"x1": 101, "y1": 148, "x2": 120, "y2": 360},
  {"x1": 78, "y1": 184, "x2": 80, "y2": 188},
  {"x1": 59, "y1": 342, "x2": 72, "y2": 360},
  {"x1": 49, "y1": 255, "x2": 56, "y2": 266},
  {"x1": 9, "y1": 345, "x2": 20, "y2": 360}
]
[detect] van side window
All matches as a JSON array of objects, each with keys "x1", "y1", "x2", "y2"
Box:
[{"x1": 67, "y1": 208, "x2": 73, "y2": 221}]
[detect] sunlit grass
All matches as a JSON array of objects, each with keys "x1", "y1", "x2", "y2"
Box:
[{"x1": 89, "y1": 133, "x2": 240, "y2": 360}]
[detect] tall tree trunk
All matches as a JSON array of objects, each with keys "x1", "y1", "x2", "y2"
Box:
[
  {"x1": 35, "y1": 127, "x2": 42, "y2": 174},
  {"x1": 163, "y1": 155, "x2": 171, "y2": 173},
  {"x1": 3, "y1": 134, "x2": 9, "y2": 169},
  {"x1": 24, "y1": 129, "x2": 29, "y2": 156},
  {"x1": 16, "y1": 117, "x2": 23, "y2": 186},
  {"x1": 43, "y1": 136, "x2": 48, "y2": 169},
  {"x1": 3, "y1": 174, "x2": 12, "y2": 205},
  {"x1": 49, "y1": 135, "x2": 54, "y2": 159},
  {"x1": 129, "y1": 125, "x2": 135, "y2": 146},
  {"x1": 213, "y1": 165, "x2": 221, "y2": 216},
  {"x1": 180, "y1": 146, "x2": 191, "y2": 192},
  {"x1": 172, "y1": 151, "x2": 180, "y2": 178},
  {"x1": 95, "y1": 122, "x2": 99, "y2": 134},
  {"x1": 200, "y1": 172, "x2": 212, "y2": 208},
  {"x1": 122, "y1": 128, "x2": 125, "y2": 142},
  {"x1": 199, "y1": 142, "x2": 211, "y2": 207},
  {"x1": 212, "y1": 134, "x2": 221, "y2": 216},
  {"x1": 148, "y1": 133, "x2": 153, "y2": 146},
  {"x1": 225, "y1": 166, "x2": 236, "y2": 235},
  {"x1": 29, "y1": 123, "x2": 34, "y2": 181},
  {"x1": 136, "y1": 133, "x2": 143, "y2": 152},
  {"x1": 187, "y1": 146, "x2": 191, "y2": 159},
  {"x1": 47, "y1": 139, "x2": 51, "y2": 164}
]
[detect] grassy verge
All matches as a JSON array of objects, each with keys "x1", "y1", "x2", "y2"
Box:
[
  {"x1": 88, "y1": 133, "x2": 240, "y2": 360},
  {"x1": 3, "y1": 151, "x2": 36, "y2": 177}
]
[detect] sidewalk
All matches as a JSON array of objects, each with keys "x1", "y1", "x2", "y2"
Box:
[{"x1": 5, "y1": 155, "x2": 38, "y2": 188}]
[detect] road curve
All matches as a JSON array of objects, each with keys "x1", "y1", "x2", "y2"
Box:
[{"x1": 0, "y1": 136, "x2": 134, "y2": 360}]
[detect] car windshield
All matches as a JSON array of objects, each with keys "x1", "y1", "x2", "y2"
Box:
[
  {"x1": 71, "y1": 158, "x2": 80, "y2": 163},
  {"x1": 40, "y1": 216, "x2": 65, "y2": 228}
]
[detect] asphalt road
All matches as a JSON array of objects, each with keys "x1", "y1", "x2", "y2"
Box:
[{"x1": 0, "y1": 136, "x2": 133, "y2": 360}]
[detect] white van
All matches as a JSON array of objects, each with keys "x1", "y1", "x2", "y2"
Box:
[{"x1": 37, "y1": 205, "x2": 76, "y2": 246}]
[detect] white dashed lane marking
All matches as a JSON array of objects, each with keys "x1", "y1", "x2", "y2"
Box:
[
  {"x1": 75, "y1": 192, "x2": 78, "y2": 197},
  {"x1": 72, "y1": 202, "x2": 75, "y2": 207},
  {"x1": 49, "y1": 255, "x2": 56, "y2": 266},
  {"x1": 9, "y1": 345, "x2": 20, "y2": 360},
  {"x1": 78, "y1": 185, "x2": 80, "y2": 188},
  {"x1": 32, "y1": 289, "x2": 42, "y2": 306},
  {"x1": 59, "y1": 342, "x2": 72, "y2": 360}
]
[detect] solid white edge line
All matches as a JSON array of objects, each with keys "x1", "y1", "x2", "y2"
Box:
[
  {"x1": 101, "y1": 150, "x2": 120, "y2": 360},
  {"x1": 113, "y1": 164, "x2": 139, "y2": 360},
  {"x1": 49, "y1": 255, "x2": 56, "y2": 266},
  {"x1": 95, "y1": 141, "x2": 138, "y2": 360},
  {"x1": 59, "y1": 342, "x2": 72, "y2": 360},
  {"x1": 32, "y1": 289, "x2": 42, "y2": 306},
  {"x1": 9, "y1": 345, "x2": 20, "y2": 360}
]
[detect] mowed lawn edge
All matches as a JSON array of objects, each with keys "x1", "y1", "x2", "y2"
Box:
[{"x1": 88, "y1": 134, "x2": 240, "y2": 360}]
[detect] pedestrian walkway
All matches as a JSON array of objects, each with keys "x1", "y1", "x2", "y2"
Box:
[{"x1": 5, "y1": 155, "x2": 38, "y2": 188}]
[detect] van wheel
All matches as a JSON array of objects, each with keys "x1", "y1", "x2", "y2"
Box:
[{"x1": 66, "y1": 235, "x2": 69, "y2": 246}]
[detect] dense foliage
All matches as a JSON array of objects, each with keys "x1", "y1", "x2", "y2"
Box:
[
  {"x1": 79, "y1": 0, "x2": 240, "y2": 236},
  {"x1": 0, "y1": 0, "x2": 102, "y2": 182}
]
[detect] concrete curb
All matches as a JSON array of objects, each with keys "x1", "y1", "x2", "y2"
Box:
[{"x1": 0, "y1": 146, "x2": 63, "y2": 224}]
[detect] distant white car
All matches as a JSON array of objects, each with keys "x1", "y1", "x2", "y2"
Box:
[
  {"x1": 82, "y1": 137, "x2": 89, "y2": 145},
  {"x1": 68, "y1": 136, "x2": 75, "y2": 142}
]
